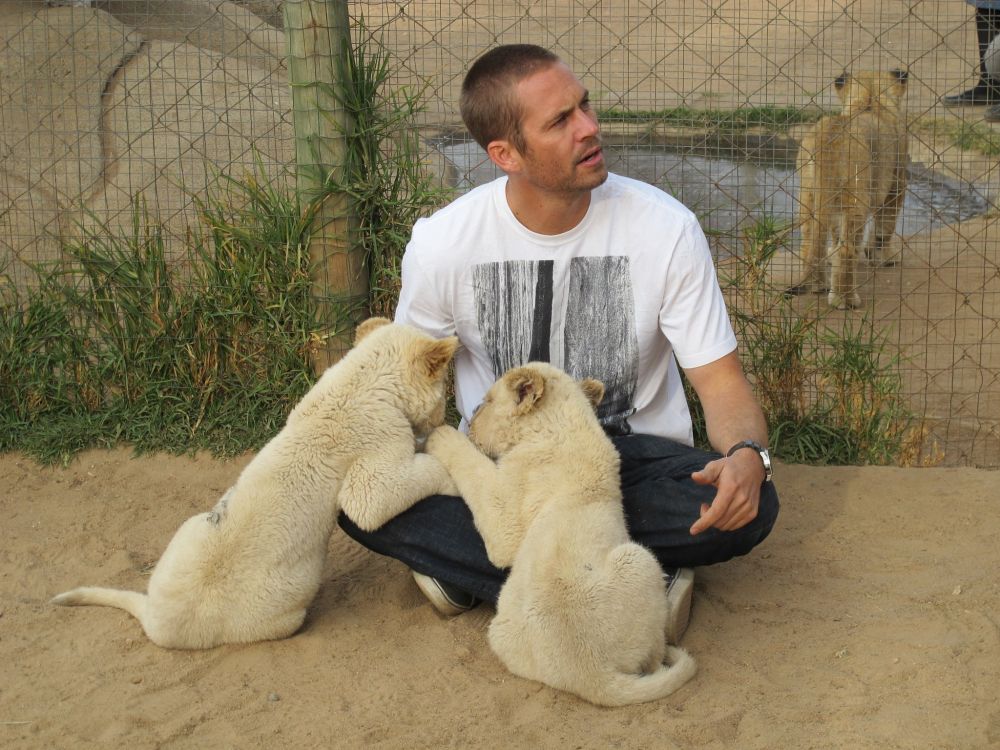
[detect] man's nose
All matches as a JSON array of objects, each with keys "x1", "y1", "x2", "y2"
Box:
[{"x1": 574, "y1": 109, "x2": 600, "y2": 139}]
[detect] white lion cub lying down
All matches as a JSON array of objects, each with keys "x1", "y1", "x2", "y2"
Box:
[
  {"x1": 427, "y1": 362, "x2": 696, "y2": 706},
  {"x1": 52, "y1": 318, "x2": 458, "y2": 649}
]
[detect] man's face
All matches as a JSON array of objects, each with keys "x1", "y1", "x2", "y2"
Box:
[{"x1": 508, "y1": 62, "x2": 608, "y2": 195}]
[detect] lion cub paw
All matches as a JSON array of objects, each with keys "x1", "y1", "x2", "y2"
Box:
[
  {"x1": 828, "y1": 290, "x2": 862, "y2": 309},
  {"x1": 430, "y1": 462, "x2": 461, "y2": 497},
  {"x1": 425, "y1": 424, "x2": 464, "y2": 456}
]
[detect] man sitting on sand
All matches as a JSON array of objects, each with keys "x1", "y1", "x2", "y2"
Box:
[{"x1": 339, "y1": 44, "x2": 780, "y2": 643}]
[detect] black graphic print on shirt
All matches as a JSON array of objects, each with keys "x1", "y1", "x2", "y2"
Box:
[{"x1": 472, "y1": 256, "x2": 638, "y2": 433}]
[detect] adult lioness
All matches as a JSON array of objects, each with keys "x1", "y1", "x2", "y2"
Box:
[
  {"x1": 789, "y1": 69, "x2": 909, "y2": 309},
  {"x1": 426, "y1": 363, "x2": 696, "y2": 707},
  {"x1": 52, "y1": 318, "x2": 458, "y2": 649}
]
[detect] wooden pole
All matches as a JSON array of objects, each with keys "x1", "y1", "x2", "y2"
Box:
[{"x1": 284, "y1": 0, "x2": 364, "y2": 372}]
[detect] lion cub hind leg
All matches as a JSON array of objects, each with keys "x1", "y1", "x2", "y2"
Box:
[
  {"x1": 487, "y1": 607, "x2": 536, "y2": 678},
  {"x1": 787, "y1": 226, "x2": 827, "y2": 296},
  {"x1": 788, "y1": 182, "x2": 828, "y2": 296},
  {"x1": 868, "y1": 177, "x2": 906, "y2": 267},
  {"x1": 52, "y1": 512, "x2": 208, "y2": 648},
  {"x1": 828, "y1": 214, "x2": 866, "y2": 309}
]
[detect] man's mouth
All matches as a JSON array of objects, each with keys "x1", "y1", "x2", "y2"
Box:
[{"x1": 578, "y1": 145, "x2": 604, "y2": 167}]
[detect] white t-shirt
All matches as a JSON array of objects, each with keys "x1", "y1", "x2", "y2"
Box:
[{"x1": 394, "y1": 173, "x2": 737, "y2": 445}]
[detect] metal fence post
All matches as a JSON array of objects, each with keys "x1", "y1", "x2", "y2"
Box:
[{"x1": 284, "y1": 0, "x2": 364, "y2": 373}]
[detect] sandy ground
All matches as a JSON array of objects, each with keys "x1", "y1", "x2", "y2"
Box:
[{"x1": 1, "y1": 449, "x2": 998, "y2": 749}]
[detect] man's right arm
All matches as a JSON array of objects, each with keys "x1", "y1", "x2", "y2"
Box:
[{"x1": 393, "y1": 240, "x2": 454, "y2": 338}]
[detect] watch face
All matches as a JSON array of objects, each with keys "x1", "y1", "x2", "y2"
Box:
[{"x1": 759, "y1": 449, "x2": 773, "y2": 481}]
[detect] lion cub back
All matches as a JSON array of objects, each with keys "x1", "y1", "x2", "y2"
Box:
[
  {"x1": 470, "y1": 363, "x2": 696, "y2": 706},
  {"x1": 799, "y1": 70, "x2": 908, "y2": 207}
]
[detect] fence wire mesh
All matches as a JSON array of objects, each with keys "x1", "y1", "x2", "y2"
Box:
[{"x1": 1, "y1": 0, "x2": 997, "y2": 466}]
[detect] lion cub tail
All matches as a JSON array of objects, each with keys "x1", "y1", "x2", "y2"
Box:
[
  {"x1": 595, "y1": 646, "x2": 697, "y2": 707},
  {"x1": 52, "y1": 586, "x2": 149, "y2": 625}
]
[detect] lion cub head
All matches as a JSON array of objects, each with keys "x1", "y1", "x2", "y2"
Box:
[
  {"x1": 833, "y1": 69, "x2": 907, "y2": 117},
  {"x1": 468, "y1": 362, "x2": 605, "y2": 459},
  {"x1": 353, "y1": 317, "x2": 458, "y2": 435}
]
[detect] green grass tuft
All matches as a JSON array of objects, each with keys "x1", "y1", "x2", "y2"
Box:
[
  {"x1": 1, "y1": 168, "x2": 321, "y2": 464},
  {"x1": 914, "y1": 117, "x2": 1000, "y2": 157}
]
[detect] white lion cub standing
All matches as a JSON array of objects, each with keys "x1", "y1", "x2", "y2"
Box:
[
  {"x1": 426, "y1": 363, "x2": 696, "y2": 707},
  {"x1": 52, "y1": 318, "x2": 458, "y2": 649}
]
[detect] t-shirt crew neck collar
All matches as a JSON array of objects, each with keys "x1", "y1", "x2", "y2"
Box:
[{"x1": 493, "y1": 176, "x2": 597, "y2": 245}]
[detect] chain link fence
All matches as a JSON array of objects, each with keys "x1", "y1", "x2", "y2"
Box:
[{"x1": 1, "y1": 0, "x2": 997, "y2": 466}]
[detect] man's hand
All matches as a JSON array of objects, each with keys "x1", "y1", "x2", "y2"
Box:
[
  {"x1": 682, "y1": 351, "x2": 769, "y2": 535},
  {"x1": 689, "y1": 448, "x2": 764, "y2": 535}
]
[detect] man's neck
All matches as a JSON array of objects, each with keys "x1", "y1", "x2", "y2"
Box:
[{"x1": 504, "y1": 181, "x2": 593, "y2": 235}]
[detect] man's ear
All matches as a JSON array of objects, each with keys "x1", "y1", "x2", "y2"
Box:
[
  {"x1": 486, "y1": 139, "x2": 522, "y2": 174},
  {"x1": 579, "y1": 378, "x2": 605, "y2": 411},
  {"x1": 504, "y1": 366, "x2": 545, "y2": 415}
]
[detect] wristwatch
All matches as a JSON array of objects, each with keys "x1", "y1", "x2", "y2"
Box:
[{"x1": 726, "y1": 440, "x2": 772, "y2": 483}]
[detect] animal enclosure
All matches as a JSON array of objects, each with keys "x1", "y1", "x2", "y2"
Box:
[{"x1": 1, "y1": 0, "x2": 997, "y2": 466}]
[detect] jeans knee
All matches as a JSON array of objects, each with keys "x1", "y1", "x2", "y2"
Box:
[
  {"x1": 714, "y1": 483, "x2": 780, "y2": 561},
  {"x1": 758, "y1": 483, "x2": 780, "y2": 536}
]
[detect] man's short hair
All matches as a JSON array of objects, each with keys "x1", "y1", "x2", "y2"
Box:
[{"x1": 460, "y1": 44, "x2": 561, "y2": 153}]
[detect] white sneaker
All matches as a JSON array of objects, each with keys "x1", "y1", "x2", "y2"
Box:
[
  {"x1": 664, "y1": 567, "x2": 695, "y2": 645},
  {"x1": 411, "y1": 571, "x2": 480, "y2": 617}
]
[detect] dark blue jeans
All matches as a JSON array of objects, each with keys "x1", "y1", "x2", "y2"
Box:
[{"x1": 337, "y1": 434, "x2": 780, "y2": 603}]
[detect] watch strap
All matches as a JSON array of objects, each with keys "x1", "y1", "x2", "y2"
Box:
[{"x1": 726, "y1": 440, "x2": 772, "y2": 482}]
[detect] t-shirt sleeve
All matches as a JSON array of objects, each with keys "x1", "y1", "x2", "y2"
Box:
[
  {"x1": 393, "y1": 233, "x2": 456, "y2": 339},
  {"x1": 658, "y1": 217, "x2": 737, "y2": 369}
]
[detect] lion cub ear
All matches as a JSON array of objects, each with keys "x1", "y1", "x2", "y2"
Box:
[
  {"x1": 505, "y1": 367, "x2": 545, "y2": 415},
  {"x1": 888, "y1": 68, "x2": 909, "y2": 97},
  {"x1": 578, "y1": 378, "x2": 605, "y2": 410},
  {"x1": 355, "y1": 317, "x2": 392, "y2": 344},
  {"x1": 417, "y1": 335, "x2": 458, "y2": 380}
]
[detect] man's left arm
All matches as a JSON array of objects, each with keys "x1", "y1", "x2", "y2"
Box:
[{"x1": 682, "y1": 351, "x2": 769, "y2": 535}]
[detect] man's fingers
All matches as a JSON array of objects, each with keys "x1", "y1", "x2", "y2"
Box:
[
  {"x1": 691, "y1": 471, "x2": 713, "y2": 486},
  {"x1": 690, "y1": 456, "x2": 763, "y2": 534},
  {"x1": 706, "y1": 493, "x2": 759, "y2": 533},
  {"x1": 692, "y1": 458, "x2": 723, "y2": 486},
  {"x1": 690, "y1": 486, "x2": 757, "y2": 534},
  {"x1": 690, "y1": 501, "x2": 721, "y2": 535}
]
